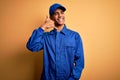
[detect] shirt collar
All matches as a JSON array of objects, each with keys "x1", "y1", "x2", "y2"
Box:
[{"x1": 60, "y1": 25, "x2": 68, "y2": 35}]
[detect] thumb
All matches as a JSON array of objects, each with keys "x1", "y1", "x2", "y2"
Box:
[{"x1": 46, "y1": 15, "x2": 49, "y2": 21}]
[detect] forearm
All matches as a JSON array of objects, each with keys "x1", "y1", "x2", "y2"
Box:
[
  {"x1": 26, "y1": 27, "x2": 44, "y2": 52},
  {"x1": 69, "y1": 57, "x2": 84, "y2": 80}
]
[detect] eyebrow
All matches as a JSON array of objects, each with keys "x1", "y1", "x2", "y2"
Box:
[{"x1": 54, "y1": 10, "x2": 64, "y2": 14}]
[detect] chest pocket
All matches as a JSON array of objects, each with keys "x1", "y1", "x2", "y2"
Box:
[
  {"x1": 61, "y1": 38, "x2": 76, "y2": 56},
  {"x1": 64, "y1": 37, "x2": 76, "y2": 47},
  {"x1": 64, "y1": 41, "x2": 75, "y2": 47},
  {"x1": 64, "y1": 40, "x2": 75, "y2": 54}
]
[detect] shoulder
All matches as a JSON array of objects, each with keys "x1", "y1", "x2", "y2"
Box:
[
  {"x1": 67, "y1": 28, "x2": 80, "y2": 36},
  {"x1": 67, "y1": 28, "x2": 82, "y2": 40}
]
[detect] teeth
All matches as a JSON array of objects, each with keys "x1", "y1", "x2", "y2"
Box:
[{"x1": 58, "y1": 18, "x2": 62, "y2": 21}]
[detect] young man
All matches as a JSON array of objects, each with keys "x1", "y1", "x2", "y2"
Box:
[{"x1": 27, "y1": 3, "x2": 84, "y2": 80}]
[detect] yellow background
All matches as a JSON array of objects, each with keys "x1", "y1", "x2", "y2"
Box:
[{"x1": 0, "y1": 0, "x2": 120, "y2": 80}]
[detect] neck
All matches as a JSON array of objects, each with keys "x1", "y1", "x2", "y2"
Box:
[{"x1": 55, "y1": 24, "x2": 64, "y2": 32}]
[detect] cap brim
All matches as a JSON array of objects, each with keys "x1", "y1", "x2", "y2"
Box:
[{"x1": 57, "y1": 6, "x2": 66, "y2": 12}]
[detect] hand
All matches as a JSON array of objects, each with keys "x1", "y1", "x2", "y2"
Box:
[{"x1": 41, "y1": 16, "x2": 55, "y2": 30}]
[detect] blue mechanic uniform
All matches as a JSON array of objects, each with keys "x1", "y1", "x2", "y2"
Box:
[{"x1": 26, "y1": 25, "x2": 84, "y2": 80}]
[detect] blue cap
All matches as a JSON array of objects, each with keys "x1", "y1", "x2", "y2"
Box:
[{"x1": 49, "y1": 3, "x2": 66, "y2": 16}]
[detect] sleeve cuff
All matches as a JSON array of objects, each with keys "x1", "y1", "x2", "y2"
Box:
[{"x1": 37, "y1": 27, "x2": 44, "y2": 33}]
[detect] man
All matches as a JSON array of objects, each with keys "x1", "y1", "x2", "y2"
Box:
[{"x1": 27, "y1": 3, "x2": 84, "y2": 80}]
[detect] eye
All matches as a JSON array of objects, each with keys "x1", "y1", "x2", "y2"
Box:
[
  {"x1": 53, "y1": 12, "x2": 58, "y2": 16},
  {"x1": 61, "y1": 11, "x2": 64, "y2": 14}
]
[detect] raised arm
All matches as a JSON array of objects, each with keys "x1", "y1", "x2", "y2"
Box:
[{"x1": 26, "y1": 16, "x2": 55, "y2": 52}]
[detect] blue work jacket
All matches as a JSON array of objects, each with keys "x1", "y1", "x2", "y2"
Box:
[{"x1": 26, "y1": 25, "x2": 84, "y2": 80}]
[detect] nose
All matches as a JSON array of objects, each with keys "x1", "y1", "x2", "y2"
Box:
[{"x1": 58, "y1": 13, "x2": 62, "y2": 17}]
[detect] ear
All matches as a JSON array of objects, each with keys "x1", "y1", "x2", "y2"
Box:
[
  {"x1": 50, "y1": 16, "x2": 52, "y2": 19},
  {"x1": 50, "y1": 16, "x2": 53, "y2": 20}
]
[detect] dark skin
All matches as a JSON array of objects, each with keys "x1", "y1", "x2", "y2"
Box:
[{"x1": 41, "y1": 9, "x2": 65, "y2": 32}]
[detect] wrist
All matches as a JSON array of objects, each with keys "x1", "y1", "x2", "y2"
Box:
[{"x1": 41, "y1": 24, "x2": 46, "y2": 30}]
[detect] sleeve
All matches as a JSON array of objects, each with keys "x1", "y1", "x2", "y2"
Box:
[
  {"x1": 26, "y1": 27, "x2": 44, "y2": 52},
  {"x1": 69, "y1": 33, "x2": 84, "y2": 80}
]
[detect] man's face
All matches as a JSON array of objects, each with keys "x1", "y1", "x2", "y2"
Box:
[{"x1": 50, "y1": 8, "x2": 65, "y2": 26}]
